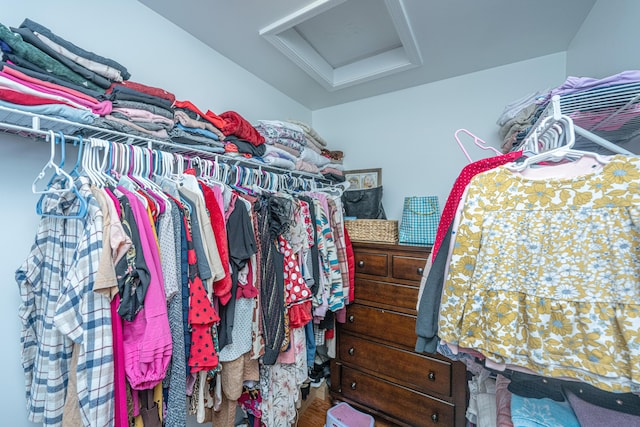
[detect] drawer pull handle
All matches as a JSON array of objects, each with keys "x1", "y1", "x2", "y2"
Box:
[
  {"x1": 351, "y1": 382, "x2": 357, "y2": 390},
  {"x1": 417, "y1": 267, "x2": 424, "y2": 275},
  {"x1": 348, "y1": 315, "x2": 355, "y2": 323},
  {"x1": 428, "y1": 371, "x2": 436, "y2": 381},
  {"x1": 357, "y1": 260, "x2": 365, "y2": 268},
  {"x1": 431, "y1": 413, "x2": 439, "y2": 423},
  {"x1": 348, "y1": 347, "x2": 355, "y2": 356}
]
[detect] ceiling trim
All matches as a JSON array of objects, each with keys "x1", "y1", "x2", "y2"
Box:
[{"x1": 259, "y1": 0, "x2": 422, "y2": 91}]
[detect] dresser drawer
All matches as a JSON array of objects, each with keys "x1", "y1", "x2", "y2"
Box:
[
  {"x1": 339, "y1": 333, "x2": 452, "y2": 396},
  {"x1": 341, "y1": 366, "x2": 455, "y2": 426},
  {"x1": 355, "y1": 252, "x2": 388, "y2": 277},
  {"x1": 342, "y1": 304, "x2": 417, "y2": 349},
  {"x1": 354, "y1": 278, "x2": 418, "y2": 312},
  {"x1": 392, "y1": 255, "x2": 428, "y2": 282}
]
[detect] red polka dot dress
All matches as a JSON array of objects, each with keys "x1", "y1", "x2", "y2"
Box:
[
  {"x1": 278, "y1": 236, "x2": 312, "y2": 329},
  {"x1": 181, "y1": 209, "x2": 220, "y2": 372}
]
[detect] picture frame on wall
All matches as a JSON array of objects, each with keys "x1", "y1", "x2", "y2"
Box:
[{"x1": 344, "y1": 168, "x2": 382, "y2": 190}]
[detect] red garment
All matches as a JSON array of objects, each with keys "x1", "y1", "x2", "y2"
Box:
[
  {"x1": 106, "y1": 80, "x2": 176, "y2": 103},
  {"x1": 279, "y1": 236, "x2": 312, "y2": 329},
  {"x1": 219, "y1": 111, "x2": 265, "y2": 146},
  {"x1": 135, "y1": 189, "x2": 158, "y2": 223},
  {"x1": 173, "y1": 100, "x2": 226, "y2": 130},
  {"x1": 343, "y1": 226, "x2": 355, "y2": 304},
  {"x1": 176, "y1": 198, "x2": 220, "y2": 372},
  {"x1": 225, "y1": 143, "x2": 238, "y2": 153},
  {"x1": 236, "y1": 261, "x2": 259, "y2": 299},
  {"x1": 431, "y1": 151, "x2": 523, "y2": 258},
  {"x1": 198, "y1": 179, "x2": 233, "y2": 305},
  {"x1": 0, "y1": 87, "x2": 76, "y2": 107},
  {"x1": 188, "y1": 277, "x2": 220, "y2": 372},
  {"x1": 2, "y1": 65, "x2": 99, "y2": 104},
  {"x1": 205, "y1": 109, "x2": 226, "y2": 130}
]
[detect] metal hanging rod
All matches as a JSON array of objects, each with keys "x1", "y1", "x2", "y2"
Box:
[{"x1": 0, "y1": 104, "x2": 336, "y2": 184}]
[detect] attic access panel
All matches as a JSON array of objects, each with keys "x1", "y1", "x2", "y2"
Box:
[{"x1": 260, "y1": 0, "x2": 422, "y2": 91}]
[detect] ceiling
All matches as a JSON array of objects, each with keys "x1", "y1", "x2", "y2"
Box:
[{"x1": 138, "y1": 0, "x2": 596, "y2": 110}]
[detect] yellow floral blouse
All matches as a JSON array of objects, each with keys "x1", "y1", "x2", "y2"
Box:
[{"x1": 438, "y1": 155, "x2": 640, "y2": 392}]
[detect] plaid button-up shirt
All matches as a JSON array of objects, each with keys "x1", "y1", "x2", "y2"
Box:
[{"x1": 16, "y1": 177, "x2": 114, "y2": 426}]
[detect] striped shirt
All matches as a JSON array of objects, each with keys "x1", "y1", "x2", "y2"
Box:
[{"x1": 16, "y1": 177, "x2": 114, "y2": 426}]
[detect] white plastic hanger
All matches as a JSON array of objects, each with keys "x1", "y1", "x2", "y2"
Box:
[
  {"x1": 86, "y1": 137, "x2": 113, "y2": 188},
  {"x1": 507, "y1": 109, "x2": 610, "y2": 172},
  {"x1": 32, "y1": 130, "x2": 74, "y2": 194}
]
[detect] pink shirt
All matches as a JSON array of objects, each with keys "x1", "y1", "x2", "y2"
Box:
[
  {"x1": 0, "y1": 70, "x2": 112, "y2": 115},
  {"x1": 119, "y1": 189, "x2": 172, "y2": 390},
  {"x1": 111, "y1": 107, "x2": 174, "y2": 127},
  {"x1": 3, "y1": 65, "x2": 100, "y2": 103},
  {"x1": 111, "y1": 296, "x2": 128, "y2": 427}
]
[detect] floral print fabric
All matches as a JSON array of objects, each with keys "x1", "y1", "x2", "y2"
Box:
[
  {"x1": 259, "y1": 327, "x2": 307, "y2": 426},
  {"x1": 438, "y1": 155, "x2": 640, "y2": 392}
]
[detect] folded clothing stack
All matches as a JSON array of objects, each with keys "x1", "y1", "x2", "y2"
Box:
[
  {"x1": 497, "y1": 70, "x2": 640, "y2": 153},
  {"x1": 288, "y1": 120, "x2": 345, "y2": 182},
  {"x1": 253, "y1": 119, "x2": 345, "y2": 181},
  {"x1": 0, "y1": 18, "x2": 131, "y2": 129},
  {"x1": 96, "y1": 81, "x2": 177, "y2": 140}
]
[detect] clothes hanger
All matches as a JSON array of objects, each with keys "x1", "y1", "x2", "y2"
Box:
[
  {"x1": 40, "y1": 131, "x2": 69, "y2": 188},
  {"x1": 141, "y1": 147, "x2": 168, "y2": 214},
  {"x1": 232, "y1": 164, "x2": 254, "y2": 194},
  {"x1": 70, "y1": 135, "x2": 84, "y2": 178},
  {"x1": 99, "y1": 141, "x2": 119, "y2": 187},
  {"x1": 56, "y1": 132, "x2": 67, "y2": 169},
  {"x1": 106, "y1": 141, "x2": 119, "y2": 182},
  {"x1": 32, "y1": 130, "x2": 73, "y2": 195},
  {"x1": 81, "y1": 134, "x2": 99, "y2": 185},
  {"x1": 268, "y1": 171, "x2": 279, "y2": 193},
  {"x1": 109, "y1": 141, "x2": 123, "y2": 182},
  {"x1": 248, "y1": 167, "x2": 265, "y2": 194},
  {"x1": 317, "y1": 181, "x2": 348, "y2": 197},
  {"x1": 128, "y1": 145, "x2": 162, "y2": 211},
  {"x1": 454, "y1": 129, "x2": 502, "y2": 163},
  {"x1": 519, "y1": 114, "x2": 563, "y2": 156},
  {"x1": 116, "y1": 144, "x2": 142, "y2": 191},
  {"x1": 507, "y1": 112, "x2": 610, "y2": 172},
  {"x1": 88, "y1": 137, "x2": 112, "y2": 188},
  {"x1": 34, "y1": 131, "x2": 88, "y2": 218},
  {"x1": 196, "y1": 155, "x2": 225, "y2": 192},
  {"x1": 173, "y1": 153, "x2": 186, "y2": 181}
]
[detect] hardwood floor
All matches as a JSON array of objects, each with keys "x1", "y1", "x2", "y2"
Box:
[
  {"x1": 297, "y1": 396, "x2": 332, "y2": 426},
  {"x1": 297, "y1": 394, "x2": 397, "y2": 427}
]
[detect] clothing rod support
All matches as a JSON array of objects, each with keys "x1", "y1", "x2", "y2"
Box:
[{"x1": 574, "y1": 125, "x2": 634, "y2": 155}]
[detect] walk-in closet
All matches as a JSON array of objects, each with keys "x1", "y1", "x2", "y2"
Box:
[{"x1": 2, "y1": 1, "x2": 639, "y2": 426}]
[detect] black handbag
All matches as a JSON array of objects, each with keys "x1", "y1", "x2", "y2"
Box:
[{"x1": 342, "y1": 186, "x2": 386, "y2": 219}]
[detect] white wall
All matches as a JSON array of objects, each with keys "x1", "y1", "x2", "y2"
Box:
[
  {"x1": 566, "y1": 0, "x2": 640, "y2": 78},
  {"x1": 313, "y1": 53, "x2": 567, "y2": 221},
  {"x1": 2, "y1": 0, "x2": 311, "y2": 124},
  {"x1": 1, "y1": 1, "x2": 310, "y2": 425}
]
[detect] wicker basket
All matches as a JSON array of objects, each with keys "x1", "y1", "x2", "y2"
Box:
[{"x1": 345, "y1": 219, "x2": 399, "y2": 244}]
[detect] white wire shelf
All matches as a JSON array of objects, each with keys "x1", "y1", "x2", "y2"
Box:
[
  {"x1": 0, "y1": 104, "x2": 336, "y2": 184},
  {"x1": 524, "y1": 82, "x2": 640, "y2": 155}
]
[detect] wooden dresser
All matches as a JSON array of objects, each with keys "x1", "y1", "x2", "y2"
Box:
[{"x1": 330, "y1": 242, "x2": 467, "y2": 427}]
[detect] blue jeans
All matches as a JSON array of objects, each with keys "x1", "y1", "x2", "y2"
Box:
[{"x1": 304, "y1": 320, "x2": 316, "y2": 369}]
